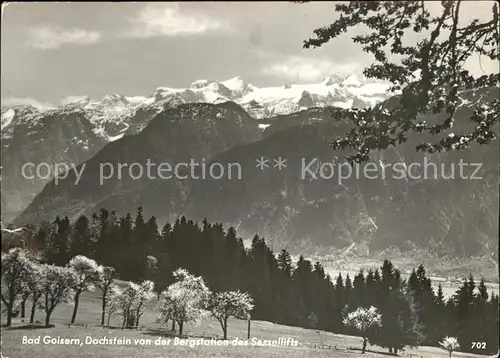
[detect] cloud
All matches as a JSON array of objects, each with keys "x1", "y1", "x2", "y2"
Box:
[
  {"x1": 60, "y1": 96, "x2": 90, "y2": 105},
  {"x1": 127, "y1": 3, "x2": 228, "y2": 38},
  {"x1": 262, "y1": 56, "x2": 361, "y2": 82},
  {"x1": 27, "y1": 25, "x2": 101, "y2": 50},
  {"x1": 1, "y1": 97, "x2": 54, "y2": 109}
]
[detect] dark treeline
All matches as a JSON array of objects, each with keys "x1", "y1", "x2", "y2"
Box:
[{"x1": 30, "y1": 207, "x2": 499, "y2": 354}]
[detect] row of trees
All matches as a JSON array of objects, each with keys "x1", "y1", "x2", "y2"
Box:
[
  {"x1": 1, "y1": 250, "x2": 121, "y2": 327},
  {"x1": 5, "y1": 208, "x2": 499, "y2": 354},
  {"x1": 157, "y1": 268, "x2": 254, "y2": 338},
  {"x1": 1, "y1": 249, "x2": 254, "y2": 341}
]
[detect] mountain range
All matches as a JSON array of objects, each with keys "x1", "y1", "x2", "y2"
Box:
[
  {"x1": 2, "y1": 77, "x2": 498, "y2": 268},
  {"x1": 1, "y1": 75, "x2": 391, "y2": 222}
]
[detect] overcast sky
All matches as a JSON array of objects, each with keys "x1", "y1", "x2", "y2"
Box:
[{"x1": 1, "y1": 2, "x2": 497, "y2": 106}]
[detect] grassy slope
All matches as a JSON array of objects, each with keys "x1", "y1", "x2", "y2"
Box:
[{"x1": 0, "y1": 288, "x2": 492, "y2": 358}]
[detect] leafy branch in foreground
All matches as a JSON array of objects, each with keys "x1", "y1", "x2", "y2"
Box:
[{"x1": 303, "y1": 1, "x2": 499, "y2": 163}]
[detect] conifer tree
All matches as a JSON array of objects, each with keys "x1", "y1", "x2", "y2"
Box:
[
  {"x1": 46, "y1": 216, "x2": 71, "y2": 266},
  {"x1": 277, "y1": 249, "x2": 293, "y2": 276},
  {"x1": 373, "y1": 260, "x2": 424, "y2": 353},
  {"x1": 70, "y1": 215, "x2": 92, "y2": 258},
  {"x1": 353, "y1": 271, "x2": 366, "y2": 307}
]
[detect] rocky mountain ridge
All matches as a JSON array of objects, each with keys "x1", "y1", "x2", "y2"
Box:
[
  {"x1": 12, "y1": 87, "x2": 499, "y2": 261},
  {"x1": 1, "y1": 74, "x2": 391, "y2": 222}
]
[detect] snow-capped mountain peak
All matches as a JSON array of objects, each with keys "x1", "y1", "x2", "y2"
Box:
[
  {"x1": 1, "y1": 108, "x2": 16, "y2": 131},
  {"x1": 189, "y1": 79, "x2": 213, "y2": 89},
  {"x1": 1, "y1": 74, "x2": 393, "y2": 139},
  {"x1": 101, "y1": 93, "x2": 129, "y2": 106},
  {"x1": 62, "y1": 95, "x2": 92, "y2": 106},
  {"x1": 321, "y1": 74, "x2": 346, "y2": 86},
  {"x1": 221, "y1": 76, "x2": 244, "y2": 89}
]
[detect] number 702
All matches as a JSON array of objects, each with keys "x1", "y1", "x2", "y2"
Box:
[{"x1": 471, "y1": 342, "x2": 486, "y2": 349}]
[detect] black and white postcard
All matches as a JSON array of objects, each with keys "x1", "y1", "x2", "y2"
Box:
[{"x1": 1, "y1": 2, "x2": 499, "y2": 357}]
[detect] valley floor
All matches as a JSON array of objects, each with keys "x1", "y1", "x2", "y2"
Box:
[
  {"x1": 0, "y1": 289, "x2": 493, "y2": 358},
  {"x1": 301, "y1": 246, "x2": 500, "y2": 295}
]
